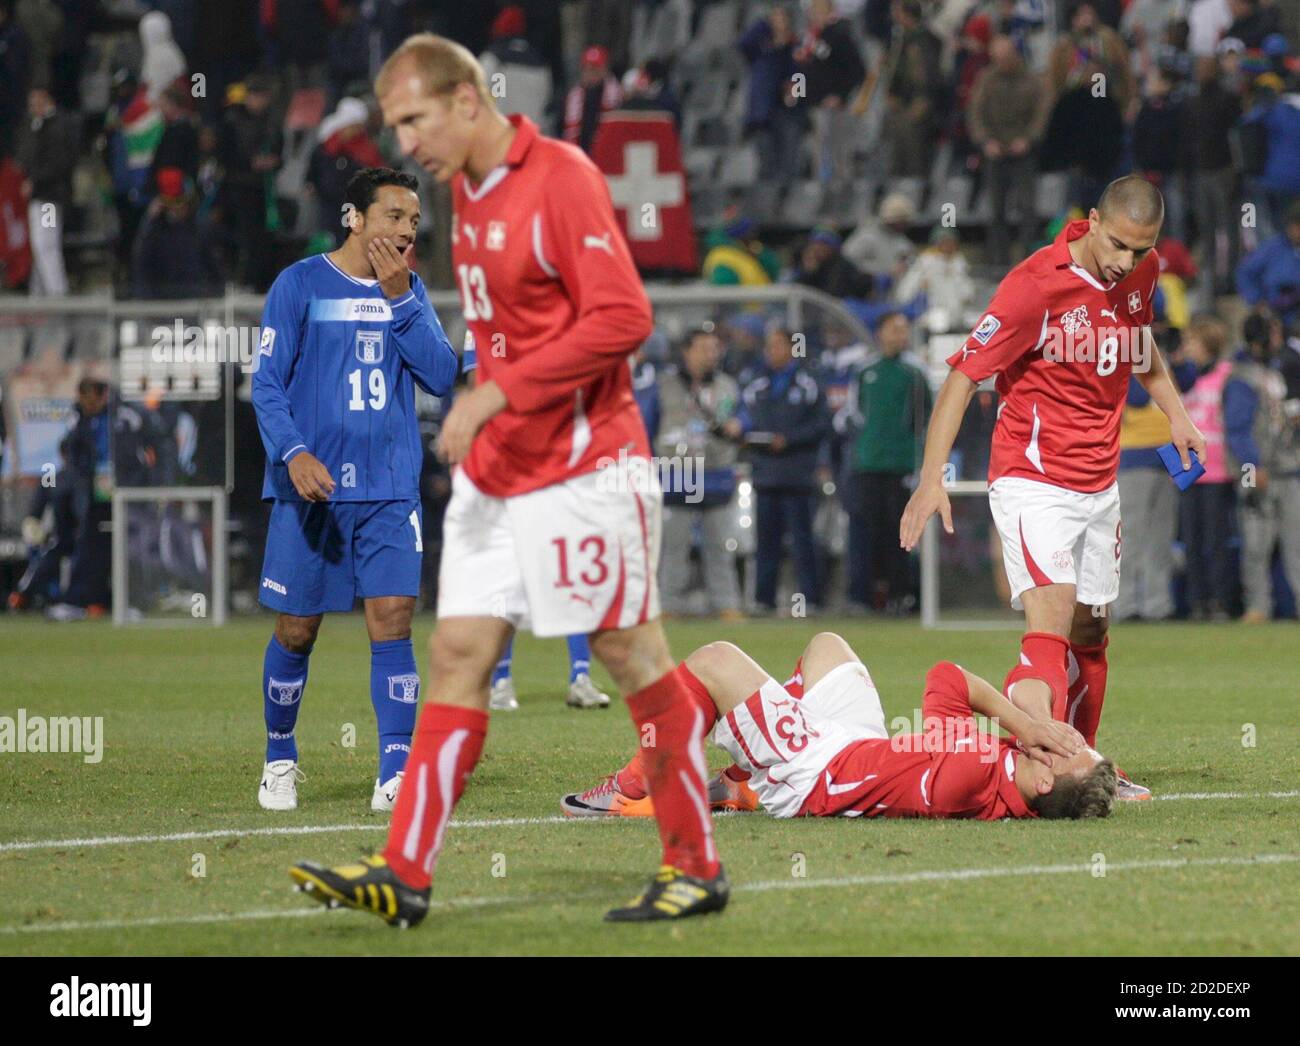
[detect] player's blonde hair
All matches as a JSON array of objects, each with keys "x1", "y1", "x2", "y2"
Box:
[{"x1": 376, "y1": 33, "x2": 495, "y2": 108}]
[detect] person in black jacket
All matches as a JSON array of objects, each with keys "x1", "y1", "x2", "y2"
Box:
[
  {"x1": 218, "y1": 73, "x2": 282, "y2": 290},
  {"x1": 730, "y1": 326, "x2": 831, "y2": 613},
  {"x1": 48, "y1": 378, "x2": 113, "y2": 618},
  {"x1": 16, "y1": 84, "x2": 78, "y2": 295},
  {"x1": 1187, "y1": 55, "x2": 1242, "y2": 296},
  {"x1": 131, "y1": 166, "x2": 222, "y2": 299},
  {"x1": 796, "y1": 0, "x2": 867, "y2": 212},
  {"x1": 792, "y1": 227, "x2": 874, "y2": 299}
]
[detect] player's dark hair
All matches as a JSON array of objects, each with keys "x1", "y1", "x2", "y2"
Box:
[
  {"x1": 1033, "y1": 758, "x2": 1118, "y2": 819},
  {"x1": 1097, "y1": 175, "x2": 1165, "y2": 229},
  {"x1": 345, "y1": 168, "x2": 419, "y2": 230}
]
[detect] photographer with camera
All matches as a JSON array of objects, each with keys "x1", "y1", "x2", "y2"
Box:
[{"x1": 1226, "y1": 312, "x2": 1300, "y2": 622}]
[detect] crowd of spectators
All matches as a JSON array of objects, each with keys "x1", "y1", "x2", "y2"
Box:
[{"x1": 0, "y1": 0, "x2": 1297, "y2": 623}]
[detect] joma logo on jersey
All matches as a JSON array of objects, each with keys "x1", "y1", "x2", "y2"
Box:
[
  {"x1": 355, "y1": 330, "x2": 384, "y2": 364},
  {"x1": 1060, "y1": 306, "x2": 1091, "y2": 335},
  {"x1": 486, "y1": 220, "x2": 507, "y2": 250},
  {"x1": 387, "y1": 674, "x2": 420, "y2": 703}
]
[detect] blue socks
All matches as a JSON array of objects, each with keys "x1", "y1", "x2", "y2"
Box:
[
  {"x1": 370, "y1": 638, "x2": 419, "y2": 783},
  {"x1": 491, "y1": 635, "x2": 514, "y2": 685},
  {"x1": 491, "y1": 634, "x2": 590, "y2": 687},
  {"x1": 263, "y1": 635, "x2": 310, "y2": 763},
  {"x1": 567, "y1": 634, "x2": 591, "y2": 682}
]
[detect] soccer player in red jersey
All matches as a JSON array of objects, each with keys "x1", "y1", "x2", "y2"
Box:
[
  {"x1": 290, "y1": 34, "x2": 726, "y2": 926},
  {"x1": 563, "y1": 632, "x2": 1112, "y2": 823},
  {"x1": 899, "y1": 176, "x2": 1206, "y2": 800}
]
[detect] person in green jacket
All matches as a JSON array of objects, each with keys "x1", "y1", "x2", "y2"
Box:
[{"x1": 834, "y1": 311, "x2": 932, "y2": 613}]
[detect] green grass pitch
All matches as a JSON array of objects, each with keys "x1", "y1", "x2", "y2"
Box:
[{"x1": 1, "y1": 615, "x2": 1297, "y2": 956}]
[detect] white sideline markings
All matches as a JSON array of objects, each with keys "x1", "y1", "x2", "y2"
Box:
[
  {"x1": 2, "y1": 790, "x2": 1297, "y2": 856},
  {"x1": 0, "y1": 815, "x2": 583, "y2": 853},
  {"x1": 2, "y1": 852, "x2": 1296, "y2": 937}
]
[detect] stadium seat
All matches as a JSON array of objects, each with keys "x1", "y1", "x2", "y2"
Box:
[
  {"x1": 32, "y1": 324, "x2": 71, "y2": 362},
  {"x1": 693, "y1": 115, "x2": 735, "y2": 148},
  {"x1": 70, "y1": 324, "x2": 112, "y2": 361},
  {"x1": 685, "y1": 73, "x2": 729, "y2": 119},
  {"x1": 695, "y1": 0, "x2": 742, "y2": 49},
  {"x1": 1036, "y1": 173, "x2": 1069, "y2": 220},
  {"x1": 928, "y1": 174, "x2": 974, "y2": 223},
  {"x1": 782, "y1": 181, "x2": 824, "y2": 226},
  {"x1": 719, "y1": 145, "x2": 759, "y2": 189},
  {"x1": 0, "y1": 328, "x2": 25, "y2": 372},
  {"x1": 691, "y1": 185, "x2": 727, "y2": 228},
  {"x1": 746, "y1": 181, "x2": 781, "y2": 223}
]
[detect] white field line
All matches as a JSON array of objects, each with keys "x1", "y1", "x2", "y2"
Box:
[
  {"x1": 2, "y1": 790, "x2": 1297, "y2": 855},
  {"x1": 2, "y1": 852, "x2": 1296, "y2": 937}
]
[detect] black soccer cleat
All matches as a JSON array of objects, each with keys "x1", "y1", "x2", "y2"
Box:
[
  {"x1": 604, "y1": 865, "x2": 730, "y2": 923},
  {"x1": 289, "y1": 853, "x2": 430, "y2": 929}
]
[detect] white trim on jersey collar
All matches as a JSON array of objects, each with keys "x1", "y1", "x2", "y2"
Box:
[
  {"x1": 1067, "y1": 262, "x2": 1115, "y2": 292},
  {"x1": 463, "y1": 164, "x2": 510, "y2": 202},
  {"x1": 322, "y1": 253, "x2": 378, "y2": 288}
]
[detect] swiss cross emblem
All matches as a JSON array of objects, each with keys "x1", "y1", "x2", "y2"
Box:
[
  {"x1": 1060, "y1": 305, "x2": 1091, "y2": 335},
  {"x1": 486, "y1": 220, "x2": 506, "y2": 251},
  {"x1": 1128, "y1": 290, "x2": 1142, "y2": 313}
]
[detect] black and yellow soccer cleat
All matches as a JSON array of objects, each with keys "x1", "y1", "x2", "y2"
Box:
[
  {"x1": 604, "y1": 865, "x2": 730, "y2": 923},
  {"x1": 289, "y1": 854, "x2": 430, "y2": 929}
]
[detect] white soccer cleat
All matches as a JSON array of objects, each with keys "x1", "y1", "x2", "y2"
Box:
[
  {"x1": 371, "y1": 771, "x2": 405, "y2": 812},
  {"x1": 566, "y1": 673, "x2": 611, "y2": 709},
  {"x1": 1115, "y1": 769, "x2": 1152, "y2": 802},
  {"x1": 258, "y1": 759, "x2": 304, "y2": 811},
  {"x1": 489, "y1": 677, "x2": 519, "y2": 711}
]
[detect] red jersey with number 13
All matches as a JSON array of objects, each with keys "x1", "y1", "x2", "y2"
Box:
[
  {"x1": 947, "y1": 220, "x2": 1160, "y2": 493},
  {"x1": 451, "y1": 114, "x2": 653, "y2": 497}
]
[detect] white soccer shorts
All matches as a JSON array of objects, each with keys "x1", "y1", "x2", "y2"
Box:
[
  {"x1": 988, "y1": 476, "x2": 1122, "y2": 611},
  {"x1": 437, "y1": 460, "x2": 661, "y2": 637},
  {"x1": 712, "y1": 660, "x2": 888, "y2": 818}
]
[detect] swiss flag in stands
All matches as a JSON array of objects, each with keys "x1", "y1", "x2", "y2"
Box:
[{"x1": 589, "y1": 111, "x2": 697, "y2": 274}]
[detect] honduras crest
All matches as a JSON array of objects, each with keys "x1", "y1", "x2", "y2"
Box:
[
  {"x1": 268, "y1": 677, "x2": 305, "y2": 706},
  {"x1": 355, "y1": 329, "x2": 384, "y2": 364},
  {"x1": 388, "y1": 673, "x2": 420, "y2": 703}
]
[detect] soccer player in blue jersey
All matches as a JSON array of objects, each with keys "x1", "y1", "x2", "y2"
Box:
[{"x1": 252, "y1": 167, "x2": 458, "y2": 812}]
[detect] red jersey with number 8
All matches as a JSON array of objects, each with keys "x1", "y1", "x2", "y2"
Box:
[
  {"x1": 451, "y1": 114, "x2": 653, "y2": 497},
  {"x1": 946, "y1": 220, "x2": 1160, "y2": 494}
]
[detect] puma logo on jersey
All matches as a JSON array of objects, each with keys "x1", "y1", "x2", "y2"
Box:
[
  {"x1": 568, "y1": 593, "x2": 595, "y2": 608},
  {"x1": 462, "y1": 223, "x2": 479, "y2": 249},
  {"x1": 583, "y1": 233, "x2": 613, "y2": 254},
  {"x1": 1100, "y1": 307, "x2": 1119, "y2": 322},
  {"x1": 960, "y1": 345, "x2": 978, "y2": 361}
]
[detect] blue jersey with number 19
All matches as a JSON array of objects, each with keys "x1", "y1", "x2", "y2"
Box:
[{"x1": 253, "y1": 253, "x2": 458, "y2": 502}]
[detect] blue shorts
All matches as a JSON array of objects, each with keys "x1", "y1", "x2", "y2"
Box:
[{"x1": 259, "y1": 499, "x2": 423, "y2": 616}]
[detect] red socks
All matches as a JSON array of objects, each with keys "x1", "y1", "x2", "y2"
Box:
[
  {"x1": 1003, "y1": 632, "x2": 1070, "y2": 721},
  {"x1": 615, "y1": 749, "x2": 649, "y2": 799},
  {"x1": 383, "y1": 703, "x2": 488, "y2": 891},
  {"x1": 625, "y1": 663, "x2": 720, "y2": 880},
  {"x1": 1067, "y1": 637, "x2": 1109, "y2": 747}
]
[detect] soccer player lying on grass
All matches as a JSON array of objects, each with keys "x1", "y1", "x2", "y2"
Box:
[{"x1": 562, "y1": 632, "x2": 1117, "y2": 821}]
